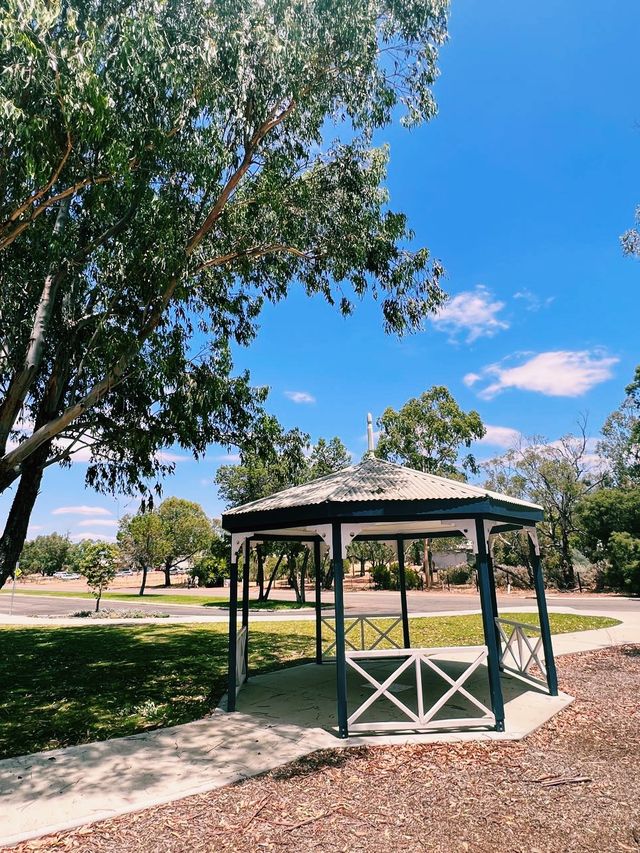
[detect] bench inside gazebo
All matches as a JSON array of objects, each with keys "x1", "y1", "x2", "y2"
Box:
[{"x1": 221, "y1": 449, "x2": 559, "y2": 739}]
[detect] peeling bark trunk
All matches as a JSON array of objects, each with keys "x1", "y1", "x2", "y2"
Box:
[
  {"x1": 264, "y1": 552, "x2": 284, "y2": 600},
  {"x1": 0, "y1": 442, "x2": 51, "y2": 588},
  {"x1": 0, "y1": 200, "x2": 69, "y2": 457},
  {"x1": 256, "y1": 546, "x2": 265, "y2": 600},
  {"x1": 139, "y1": 565, "x2": 148, "y2": 596}
]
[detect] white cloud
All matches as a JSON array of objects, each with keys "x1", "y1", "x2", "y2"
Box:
[
  {"x1": 285, "y1": 390, "x2": 316, "y2": 404},
  {"x1": 432, "y1": 286, "x2": 509, "y2": 343},
  {"x1": 514, "y1": 289, "x2": 555, "y2": 312},
  {"x1": 463, "y1": 372, "x2": 482, "y2": 387},
  {"x1": 52, "y1": 505, "x2": 113, "y2": 517},
  {"x1": 214, "y1": 453, "x2": 240, "y2": 463},
  {"x1": 70, "y1": 531, "x2": 117, "y2": 542},
  {"x1": 155, "y1": 450, "x2": 190, "y2": 463},
  {"x1": 471, "y1": 350, "x2": 618, "y2": 399},
  {"x1": 77, "y1": 518, "x2": 119, "y2": 528},
  {"x1": 478, "y1": 425, "x2": 522, "y2": 448}
]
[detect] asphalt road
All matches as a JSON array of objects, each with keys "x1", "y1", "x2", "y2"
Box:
[{"x1": 1, "y1": 589, "x2": 637, "y2": 619}]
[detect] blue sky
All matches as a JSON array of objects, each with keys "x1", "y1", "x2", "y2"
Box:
[{"x1": 6, "y1": 0, "x2": 640, "y2": 543}]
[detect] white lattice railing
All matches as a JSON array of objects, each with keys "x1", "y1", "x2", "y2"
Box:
[
  {"x1": 235, "y1": 626, "x2": 247, "y2": 695},
  {"x1": 345, "y1": 646, "x2": 494, "y2": 732},
  {"x1": 495, "y1": 617, "x2": 547, "y2": 688},
  {"x1": 321, "y1": 615, "x2": 403, "y2": 658}
]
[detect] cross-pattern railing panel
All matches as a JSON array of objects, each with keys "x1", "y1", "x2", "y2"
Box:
[
  {"x1": 495, "y1": 617, "x2": 547, "y2": 689},
  {"x1": 321, "y1": 615, "x2": 403, "y2": 659},
  {"x1": 235, "y1": 626, "x2": 248, "y2": 695},
  {"x1": 345, "y1": 646, "x2": 494, "y2": 732}
]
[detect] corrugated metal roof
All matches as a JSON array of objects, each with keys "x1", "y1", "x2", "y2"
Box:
[{"x1": 224, "y1": 456, "x2": 541, "y2": 516}]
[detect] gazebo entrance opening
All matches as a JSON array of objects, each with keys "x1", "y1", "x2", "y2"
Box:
[{"x1": 222, "y1": 457, "x2": 558, "y2": 739}]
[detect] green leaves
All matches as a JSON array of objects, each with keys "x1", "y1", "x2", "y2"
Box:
[{"x1": 376, "y1": 386, "x2": 485, "y2": 476}]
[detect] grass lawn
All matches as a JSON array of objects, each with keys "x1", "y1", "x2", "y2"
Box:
[
  {"x1": 1, "y1": 589, "x2": 323, "y2": 609},
  {"x1": 0, "y1": 612, "x2": 619, "y2": 760}
]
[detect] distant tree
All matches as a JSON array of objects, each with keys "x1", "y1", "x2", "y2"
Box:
[
  {"x1": 606, "y1": 532, "x2": 640, "y2": 595},
  {"x1": 576, "y1": 487, "x2": 640, "y2": 559},
  {"x1": 376, "y1": 387, "x2": 485, "y2": 476},
  {"x1": 376, "y1": 386, "x2": 485, "y2": 584},
  {"x1": 308, "y1": 438, "x2": 351, "y2": 479},
  {"x1": 117, "y1": 511, "x2": 166, "y2": 596},
  {"x1": 18, "y1": 532, "x2": 71, "y2": 576},
  {"x1": 216, "y1": 429, "x2": 349, "y2": 600},
  {"x1": 77, "y1": 542, "x2": 118, "y2": 611},
  {"x1": 597, "y1": 366, "x2": 640, "y2": 487},
  {"x1": 484, "y1": 422, "x2": 604, "y2": 588},
  {"x1": 157, "y1": 498, "x2": 212, "y2": 587}
]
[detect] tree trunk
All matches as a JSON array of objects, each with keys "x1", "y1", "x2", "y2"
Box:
[
  {"x1": 359, "y1": 558, "x2": 365, "y2": 576},
  {"x1": 264, "y1": 552, "x2": 284, "y2": 600},
  {"x1": 0, "y1": 443, "x2": 50, "y2": 589},
  {"x1": 423, "y1": 539, "x2": 431, "y2": 588},
  {"x1": 560, "y1": 531, "x2": 575, "y2": 589},
  {"x1": 323, "y1": 557, "x2": 334, "y2": 590},
  {"x1": 299, "y1": 549, "x2": 308, "y2": 604},
  {"x1": 256, "y1": 546, "x2": 265, "y2": 601},
  {"x1": 139, "y1": 565, "x2": 148, "y2": 596},
  {"x1": 163, "y1": 559, "x2": 172, "y2": 587},
  {"x1": 95, "y1": 593, "x2": 100, "y2": 612}
]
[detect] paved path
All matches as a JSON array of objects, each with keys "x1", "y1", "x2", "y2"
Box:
[
  {"x1": 0, "y1": 607, "x2": 638, "y2": 848},
  {"x1": 1, "y1": 589, "x2": 637, "y2": 621}
]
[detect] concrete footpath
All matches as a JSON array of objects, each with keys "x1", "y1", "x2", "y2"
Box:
[{"x1": 0, "y1": 608, "x2": 638, "y2": 848}]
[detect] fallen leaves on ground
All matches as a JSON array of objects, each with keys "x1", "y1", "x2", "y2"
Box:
[{"x1": 7, "y1": 645, "x2": 640, "y2": 853}]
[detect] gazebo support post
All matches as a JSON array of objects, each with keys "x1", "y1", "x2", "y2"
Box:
[
  {"x1": 475, "y1": 519, "x2": 505, "y2": 731},
  {"x1": 226, "y1": 553, "x2": 239, "y2": 711},
  {"x1": 486, "y1": 548, "x2": 503, "y2": 661},
  {"x1": 529, "y1": 535, "x2": 559, "y2": 696},
  {"x1": 314, "y1": 539, "x2": 323, "y2": 664},
  {"x1": 397, "y1": 538, "x2": 411, "y2": 648},
  {"x1": 242, "y1": 540, "x2": 250, "y2": 679},
  {"x1": 332, "y1": 523, "x2": 349, "y2": 738}
]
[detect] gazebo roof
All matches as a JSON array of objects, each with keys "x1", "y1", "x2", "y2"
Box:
[{"x1": 222, "y1": 455, "x2": 541, "y2": 528}]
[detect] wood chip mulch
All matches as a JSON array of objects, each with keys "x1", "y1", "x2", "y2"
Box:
[{"x1": 9, "y1": 645, "x2": 640, "y2": 853}]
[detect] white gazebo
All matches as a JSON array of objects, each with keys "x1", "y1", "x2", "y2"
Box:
[{"x1": 221, "y1": 450, "x2": 557, "y2": 738}]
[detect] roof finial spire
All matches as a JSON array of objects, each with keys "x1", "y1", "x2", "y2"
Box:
[{"x1": 366, "y1": 413, "x2": 375, "y2": 458}]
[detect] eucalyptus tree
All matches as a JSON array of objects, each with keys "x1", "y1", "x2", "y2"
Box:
[
  {"x1": 597, "y1": 365, "x2": 640, "y2": 487},
  {"x1": 216, "y1": 429, "x2": 350, "y2": 599},
  {"x1": 0, "y1": 0, "x2": 450, "y2": 587},
  {"x1": 483, "y1": 423, "x2": 604, "y2": 589},
  {"x1": 376, "y1": 386, "x2": 485, "y2": 584}
]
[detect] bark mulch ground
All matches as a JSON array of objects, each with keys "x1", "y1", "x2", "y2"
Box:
[{"x1": 9, "y1": 645, "x2": 640, "y2": 853}]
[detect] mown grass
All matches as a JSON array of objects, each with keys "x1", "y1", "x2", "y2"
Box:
[
  {"x1": 1, "y1": 589, "x2": 324, "y2": 609},
  {"x1": 0, "y1": 612, "x2": 618, "y2": 760}
]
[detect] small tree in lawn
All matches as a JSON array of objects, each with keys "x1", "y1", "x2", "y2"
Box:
[
  {"x1": 158, "y1": 498, "x2": 212, "y2": 587},
  {"x1": 79, "y1": 542, "x2": 118, "y2": 612},
  {"x1": 118, "y1": 511, "x2": 167, "y2": 596}
]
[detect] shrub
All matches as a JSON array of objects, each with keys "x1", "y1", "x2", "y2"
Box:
[
  {"x1": 371, "y1": 565, "x2": 392, "y2": 590},
  {"x1": 447, "y1": 566, "x2": 472, "y2": 585},
  {"x1": 606, "y1": 532, "x2": 640, "y2": 595}
]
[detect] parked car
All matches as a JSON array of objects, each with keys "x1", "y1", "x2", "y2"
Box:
[
  {"x1": 53, "y1": 572, "x2": 81, "y2": 580},
  {"x1": 116, "y1": 570, "x2": 135, "y2": 577}
]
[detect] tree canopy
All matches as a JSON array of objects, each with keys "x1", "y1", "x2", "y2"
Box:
[
  {"x1": 376, "y1": 386, "x2": 485, "y2": 476},
  {"x1": 0, "y1": 0, "x2": 451, "y2": 586}
]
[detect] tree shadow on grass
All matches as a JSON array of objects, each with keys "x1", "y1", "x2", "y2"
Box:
[{"x1": 0, "y1": 624, "x2": 314, "y2": 760}]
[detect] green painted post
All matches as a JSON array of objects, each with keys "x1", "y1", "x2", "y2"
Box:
[
  {"x1": 332, "y1": 523, "x2": 349, "y2": 738},
  {"x1": 475, "y1": 520, "x2": 505, "y2": 731},
  {"x1": 397, "y1": 538, "x2": 411, "y2": 648},
  {"x1": 314, "y1": 540, "x2": 323, "y2": 664},
  {"x1": 529, "y1": 535, "x2": 559, "y2": 696},
  {"x1": 242, "y1": 540, "x2": 250, "y2": 679},
  {"x1": 227, "y1": 554, "x2": 239, "y2": 712},
  {"x1": 486, "y1": 548, "x2": 503, "y2": 660}
]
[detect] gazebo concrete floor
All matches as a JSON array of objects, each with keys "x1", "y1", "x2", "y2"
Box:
[{"x1": 228, "y1": 651, "x2": 574, "y2": 743}]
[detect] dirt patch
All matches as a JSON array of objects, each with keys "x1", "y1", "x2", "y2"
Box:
[{"x1": 9, "y1": 646, "x2": 640, "y2": 853}]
